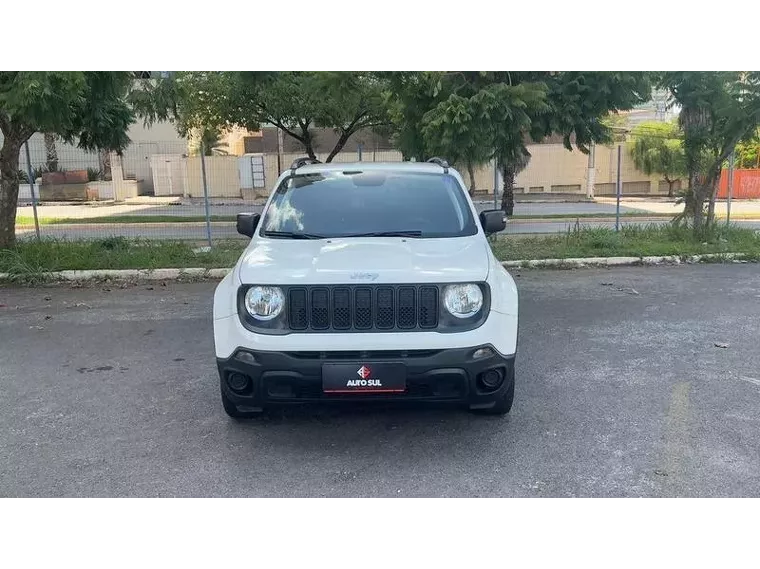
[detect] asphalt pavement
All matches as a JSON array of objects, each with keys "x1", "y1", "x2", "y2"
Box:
[{"x1": 2, "y1": 264, "x2": 760, "y2": 497}]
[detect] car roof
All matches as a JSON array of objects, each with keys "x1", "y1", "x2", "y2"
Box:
[{"x1": 291, "y1": 161, "x2": 456, "y2": 176}]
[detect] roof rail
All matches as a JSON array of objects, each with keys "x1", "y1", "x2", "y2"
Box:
[
  {"x1": 426, "y1": 157, "x2": 449, "y2": 173},
  {"x1": 289, "y1": 157, "x2": 322, "y2": 174}
]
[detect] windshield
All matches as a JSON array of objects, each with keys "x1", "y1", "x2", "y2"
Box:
[{"x1": 260, "y1": 170, "x2": 478, "y2": 239}]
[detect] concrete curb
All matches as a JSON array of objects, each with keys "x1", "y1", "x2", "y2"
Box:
[
  {"x1": 0, "y1": 254, "x2": 754, "y2": 283},
  {"x1": 501, "y1": 252, "x2": 751, "y2": 269},
  {"x1": 0, "y1": 267, "x2": 232, "y2": 283}
]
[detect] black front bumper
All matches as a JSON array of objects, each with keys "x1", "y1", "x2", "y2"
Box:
[{"x1": 217, "y1": 345, "x2": 515, "y2": 410}]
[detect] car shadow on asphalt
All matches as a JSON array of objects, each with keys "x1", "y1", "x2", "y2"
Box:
[{"x1": 216, "y1": 401, "x2": 513, "y2": 451}]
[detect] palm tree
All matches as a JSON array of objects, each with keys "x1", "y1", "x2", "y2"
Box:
[
  {"x1": 499, "y1": 147, "x2": 531, "y2": 217},
  {"x1": 191, "y1": 126, "x2": 229, "y2": 156},
  {"x1": 99, "y1": 149, "x2": 112, "y2": 180},
  {"x1": 44, "y1": 133, "x2": 58, "y2": 171}
]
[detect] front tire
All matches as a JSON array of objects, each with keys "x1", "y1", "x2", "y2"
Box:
[{"x1": 220, "y1": 383, "x2": 262, "y2": 420}]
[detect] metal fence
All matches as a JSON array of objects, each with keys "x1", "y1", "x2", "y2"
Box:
[{"x1": 14, "y1": 136, "x2": 698, "y2": 244}]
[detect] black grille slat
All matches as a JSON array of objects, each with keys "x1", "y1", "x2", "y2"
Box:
[
  {"x1": 397, "y1": 287, "x2": 416, "y2": 329},
  {"x1": 288, "y1": 289, "x2": 308, "y2": 329},
  {"x1": 310, "y1": 288, "x2": 330, "y2": 329},
  {"x1": 376, "y1": 287, "x2": 395, "y2": 329},
  {"x1": 354, "y1": 288, "x2": 373, "y2": 329},
  {"x1": 332, "y1": 288, "x2": 351, "y2": 329},
  {"x1": 418, "y1": 286, "x2": 439, "y2": 328},
  {"x1": 283, "y1": 284, "x2": 448, "y2": 332}
]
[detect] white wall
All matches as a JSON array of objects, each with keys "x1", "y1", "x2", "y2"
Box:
[{"x1": 1, "y1": 121, "x2": 187, "y2": 192}]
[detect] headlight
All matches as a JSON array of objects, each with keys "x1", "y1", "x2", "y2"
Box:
[
  {"x1": 443, "y1": 284, "x2": 483, "y2": 318},
  {"x1": 244, "y1": 286, "x2": 285, "y2": 320}
]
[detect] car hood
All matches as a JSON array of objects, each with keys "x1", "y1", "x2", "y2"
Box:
[{"x1": 237, "y1": 235, "x2": 490, "y2": 285}]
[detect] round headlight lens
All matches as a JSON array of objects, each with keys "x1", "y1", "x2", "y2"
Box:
[
  {"x1": 244, "y1": 286, "x2": 285, "y2": 320},
  {"x1": 443, "y1": 284, "x2": 483, "y2": 318}
]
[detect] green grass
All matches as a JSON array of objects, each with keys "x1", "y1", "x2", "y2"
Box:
[
  {"x1": 2, "y1": 224, "x2": 759, "y2": 283},
  {"x1": 510, "y1": 212, "x2": 671, "y2": 219},
  {"x1": 0, "y1": 237, "x2": 244, "y2": 283},
  {"x1": 490, "y1": 224, "x2": 760, "y2": 261}
]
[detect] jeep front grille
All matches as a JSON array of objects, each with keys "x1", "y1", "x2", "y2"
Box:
[{"x1": 286, "y1": 285, "x2": 439, "y2": 332}]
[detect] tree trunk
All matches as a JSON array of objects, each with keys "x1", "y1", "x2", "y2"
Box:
[
  {"x1": 684, "y1": 164, "x2": 722, "y2": 235},
  {"x1": 325, "y1": 131, "x2": 353, "y2": 163},
  {"x1": 500, "y1": 164, "x2": 516, "y2": 217},
  {"x1": 466, "y1": 161, "x2": 476, "y2": 196},
  {"x1": 665, "y1": 177, "x2": 674, "y2": 199},
  {"x1": 0, "y1": 136, "x2": 23, "y2": 249},
  {"x1": 706, "y1": 172, "x2": 722, "y2": 227},
  {"x1": 44, "y1": 133, "x2": 58, "y2": 172},
  {"x1": 99, "y1": 149, "x2": 112, "y2": 181},
  {"x1": 298, "y1": 124, "x2": 317, "y2": 161}
]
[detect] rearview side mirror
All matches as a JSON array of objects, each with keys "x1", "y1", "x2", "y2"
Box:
[
  {"x1": 479, "y1": 209, "x2": 506, "y2": 235},
  {"x1": 236, "y1": 213, "x2": 261, "y2": 238}
]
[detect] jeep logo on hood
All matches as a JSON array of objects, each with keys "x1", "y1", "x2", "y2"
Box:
[{"x1": 350, "y1": 272, "x2": 379, "y2": 281}]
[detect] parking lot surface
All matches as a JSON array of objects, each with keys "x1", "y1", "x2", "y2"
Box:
[{"x1": 2, "y1": 264, "x2": 760, "y2": 497}]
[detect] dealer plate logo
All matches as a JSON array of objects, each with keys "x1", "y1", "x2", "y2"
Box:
[{"x1": 345, "y1": 365, "x2": 382, "y2": 387}]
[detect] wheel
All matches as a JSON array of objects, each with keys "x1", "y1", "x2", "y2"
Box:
[
  {"x1": 471, "y1": 367, "x2": 515, "y2": 416},
  {"x1": 220, "y1": 383, "x2": 263, "y2": 420}
]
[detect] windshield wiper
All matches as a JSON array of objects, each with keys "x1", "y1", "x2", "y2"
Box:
[
  {"x1": 262, "y1": 230, "x2": 327, "y2": 240},
  {"x1": 341, "y1": 230, "x2": 423, "y2": 238}
]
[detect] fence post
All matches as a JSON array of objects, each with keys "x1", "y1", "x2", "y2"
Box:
[
  {"x1": 199, "y1": 145, "x2": 213, "y2": 248},
  {"x1": 615, "y1": 144, "x2": 622, "y2": 232},
  {"x1": 357, "y1": 143, "x2": 363, "y2": 161},
  {"x1": 24, "y1": 141, "x2": 40, "y2": 241},
  {"x1": 727, "y1": 151, "x2": 734, "y2": 226}
]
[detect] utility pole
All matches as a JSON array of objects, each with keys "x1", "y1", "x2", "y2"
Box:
[
  {"x1": 727, "y1": 151, "x2": 735, "y2": 226},
  {"x1": 615, "y1": 144, "x2": 622, "y2": 231},
  {"x1": 586, "y1": 141, "x2": 596, "y2": 199}
]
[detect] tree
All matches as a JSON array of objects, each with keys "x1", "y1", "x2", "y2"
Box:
[
  {"x1": 420, "y1": 93, "x2": 493, "y2": 194},
  {"x1": 189, "y1": 126, "x2": 228, "y2": 156},
  {"x1": 380, "y1": 72, "x2": 441, "y2": 161},
  {"x1": 734, "y1": 128, "x2": 760, "y2": 168},
  {"x1": 132, "y1": 72, "x2": 388, "y2": 162},
  {"x1": 501, "y1": 72, "x2": 651, "y2": 214},
  {"x1": 480, "y1": 82, "x2": 549, "y2": 214},
  {"x1": 384, "y1": 72, "x2": 652, "y2": 215},
  {"x1": 659, "y1": 72, "x2": 760, "y2": 233},
  {"x1": 601, "y1": 111, "x2": 629, "y2": 143},
  {"x1": 129, "y1": 71, "x2": 246, "y2": 138},
  {"x1": 0, "y1": 72, "x2": 134, "y2": 248},
  {"x1": 627, "y1": 120, "x2": 686, "y2": 197}
]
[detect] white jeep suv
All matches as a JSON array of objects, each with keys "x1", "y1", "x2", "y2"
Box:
[{"x1": 213, "y1": 158, "x2": 519, "y2": 417}]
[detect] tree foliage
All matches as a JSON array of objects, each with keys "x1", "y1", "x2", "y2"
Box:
[
  {"x1": 627, "y1": 120, "x2": 686, "y2": 197},
  {"x1": 534, "y1": 72, "x2": 651, "y2": 151},
  {"x1": 0, "y1": 71, "x2": 135, "y2": 248},
  {"x1": 421, "y1": 93, "x2": 493, "y2": 193},
  {"x1": 659, "y1": 72, "x2": 760, "y2": 233},
  {"x1": 734, "y1": 128, "x2": 760, "y2": 168},
  {"x1": 380, "y1": 72, "x2": 442, "y2": 161},
  {"x1": 133, "y1": 72, "x2": 388, "y2": 162},
  {"x1": 384, "y1": 71, "x2": 651, "y2": 213}
]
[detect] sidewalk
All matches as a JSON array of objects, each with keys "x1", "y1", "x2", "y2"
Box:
[{"x1": 595, "y1": 197, "x2": 760, "y2": 216}]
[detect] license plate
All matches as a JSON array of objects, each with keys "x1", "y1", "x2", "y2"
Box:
[{"x1": 322, "y1": 363, "x2": 406, "y2": 394}]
